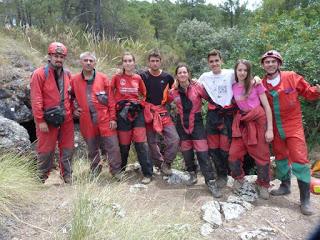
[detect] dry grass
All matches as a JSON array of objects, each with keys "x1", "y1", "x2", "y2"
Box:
[
  {"x1": 63, "y1": 158, "x2": 200, "y2": 240},
  {"x1": 0, "y1": 153, "x2": 40, "y2": 217}
]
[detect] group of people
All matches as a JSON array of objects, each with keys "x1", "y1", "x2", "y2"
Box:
[{"x1": 30, "y1": 42, "x2": 320, "y2": 216}]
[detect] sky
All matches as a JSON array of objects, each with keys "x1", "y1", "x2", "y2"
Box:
[
  {"x1": 139, "y1": 0, "x2": 263, "y2": 10},
  {"x1": 206, "y1": 0, "x2": 262, "y2": 10}
]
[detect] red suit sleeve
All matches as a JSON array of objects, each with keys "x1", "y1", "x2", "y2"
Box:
[
  {"x1": 30, "y1": 69, "x2": 45, "y2": 124},
  {"x1": 197, "y1": 83, "x2": 210, "y2": 101},
  {"x1": 106, "y1": 77, "x2": 116, "y2": 121},
  {"x1": 294, "y1": 72, "x2": 320, "y2": 101}
]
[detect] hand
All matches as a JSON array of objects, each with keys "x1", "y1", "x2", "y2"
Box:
[
  {"x1": 115, "y1": 68, "x2": 122, "y2": 75},
  {"x1": 253, "y1": 76, "x2": 262, "y2": 85},
  {"x1": 316, "y1": 84, "x2": 320, "y2": 93},
  {"x1": 109, "y1": 120, "x2": 117, "y2": 130},
  {"x1": 73, "y1": 108, "x2": 82, "y2": 118},
  {"x1": 265, "y1": 129, "x2": 274, "y2": 143},
  {"x1": 39, "y1": 122, "x2": 49, "y2": 132}
]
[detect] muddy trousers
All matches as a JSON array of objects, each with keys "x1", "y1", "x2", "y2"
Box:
[
  {"x1": 38, "y1": 148, "x2": 73, "y2": 182},
  {"x1": 117, "y1": 110, "x2": 153, "y2": 177},
  {"x1": 146, "y1": 124, "x2": 179, "y2": 168},
  {"x1": 85, "y1": 135, "x2": 122, "y2": 175},
  {"x1": 209, "y1": 148, "x2": 229, "y2": 180},
  {"x1": 119, "y1": 142, "x2": 153, "y2": 177},
  {"x1": 36, "y1": 119, "x2": 74, "y2": 182},
  {"x1": 228, "y1": 131, "x2": 271, "y2": 188},
  {"x1": 182, "y1": 149, "x2": 215, "y2": 184},
  {"x1": 272, "y1": 132, "x2": 311, "y2": 184}
]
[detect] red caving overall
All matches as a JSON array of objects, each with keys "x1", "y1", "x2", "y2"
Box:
[
  {"x1": 30, "y1": 64, "x2": 74, "y2": 182},
  {"x1": 71, "y1": 70, "x2": 121, "y2": 175},
  {"x1": 111, "y1": 73, "x2": 153, "y2": 177},
  {"x1": 169, "y1": 82, "x2": 215, "y2": 183}
]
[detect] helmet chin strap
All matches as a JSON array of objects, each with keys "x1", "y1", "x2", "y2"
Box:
[{"x1": 267, "y1": 69, "x2": 280, "y2": 77}]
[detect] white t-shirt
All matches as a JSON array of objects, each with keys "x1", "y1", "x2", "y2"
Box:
[
  {"x1": 198, "y1": 69, "x2": 235, "y2": 107},
  {"x1": 267, "y1": 74, "x2": 281, "y2": 87}
]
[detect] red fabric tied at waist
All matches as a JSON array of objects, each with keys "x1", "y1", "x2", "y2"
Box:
[
  {"x1": 232, "y1": 105, "x2": 266, "y2": 145},
  {"x1": 144, "y1": 103, "x2": 168, "y2": 133}
]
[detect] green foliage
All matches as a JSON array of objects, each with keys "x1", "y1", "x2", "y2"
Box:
[{"x1": 176, "y1": 18, "x2": 240, "y2": 75}]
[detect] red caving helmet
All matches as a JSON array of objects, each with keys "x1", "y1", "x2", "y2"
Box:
[
  {"x1": 48, "y1": 42, "x2": 67, "y2": 56},
  {"x1": 260, "y1": 50, "x2": 283, "y2": 65}
]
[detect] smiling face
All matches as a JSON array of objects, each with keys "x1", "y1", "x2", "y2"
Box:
[
  {"x1": 80, "y1": 54, "x2": 96, "y2": 72},
  {"x1": 122, "y1": 54, "x2": 135, "y2": 73},
  {"x1": 176, "y1": 66, "x2": 189, "y2": 84},
  {"x1": 262, "y1": 57, "x2": 280, "y2": 76},
  {"x1": 236, "y1": 63, "x2": 248, "y2": 83},
  {"x1": 49, "y1": 53, "x2": 65, "y2": 69},
  {"x1": 208, "y1": 55, "x2": 222, "y2": 74}
]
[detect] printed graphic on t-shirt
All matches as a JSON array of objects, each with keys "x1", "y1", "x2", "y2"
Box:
[{"x1": 218, "y1": 85, "x2": 227, "y2": 97}]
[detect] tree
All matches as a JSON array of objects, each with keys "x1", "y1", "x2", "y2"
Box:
[{"x1": 219, "y1": 0, "x2": 248, "y2": 27}]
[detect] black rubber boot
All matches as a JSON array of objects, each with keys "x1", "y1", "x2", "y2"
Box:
[
  {"x1": 134, "y1": 142, "x2": 153, "y2": 177},
  {"x1": 270, "y1": 179, "x2": 291, "y2": 196},
  {"x1": 182, "y1": 149, "x2": 196, "y2": 173},
  {"x1": 297, "y1": 180, "x2": 313, "y2": 216},
  {"x1": 210, "y1": 149, "x2": 228, "y2": 188},
  {"x1": 186, "y1": 171, "x2": 197, "y2": 186},
  {"x1": 207, "y1": 180, "x2": 222, "y2": 198},
  {"x1": 196, "y1": 151, "x2": 215, "y2": 184},
  {"x1": 61, "y1": 148, "x2": 73, "y2": 183},
  {"x1": 119, "y1": 144, "x2": 130, "y2": 171}
]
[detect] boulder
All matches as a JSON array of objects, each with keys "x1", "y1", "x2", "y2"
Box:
[
  {"x1": 201, "y1": 201, "x2": 222, "y2": 228},
  {"x1": 0, "y1": 115, "x2": 31, "y2": 152}
]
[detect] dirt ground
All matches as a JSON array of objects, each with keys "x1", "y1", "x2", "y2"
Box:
[{"x1": 1, "y1": 166, "x2": 319, "y2": 240}]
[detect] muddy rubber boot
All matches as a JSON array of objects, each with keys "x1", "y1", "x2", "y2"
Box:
[
  {"x1": 207, "y1": 180, "x2": 222, "y2": 198},
  {"x1": 216, "y1": 177, "x2": 228, "y2": 189},
  {"x1": 135, "y1": 142, "x2": 153, "y2": 177},
  {"x1": 297, "y1": 180, "x2": 313, "y2": 216},
  {"x1": 161, "y1": 162, "x2": 172, "y2": 176},
  {"x1": 61, "y1": 148, "x2": 73, "y2": 182},
  {"x1": 270, "y1": 179, "x2": 291, "y2": 196},
  {"x1": 256, "y1": 185, "x2": 270, "y2": 200},
  {"x1": 141, "y1": 176, "x2": 152, "y2": 184},
  {"x1": 186, "y1": 171, "x2": 197, "y2": 186},
  {"x1": 119, "y1": 144, "x2": 130, "y2": 171},
  {"x1": 233, "y1": 179, "x2": 244, "y2": 192},
  {"x1": 38, "y1": 152, "x2": 55, "y2": 183}
]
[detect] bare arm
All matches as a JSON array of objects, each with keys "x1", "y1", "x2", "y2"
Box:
[{"x1": 259, "y1": 93, "x2": 274, "y2": 143}]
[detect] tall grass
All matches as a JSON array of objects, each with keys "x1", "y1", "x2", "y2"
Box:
[
  {"x1": 0, "y1": 153, "x2": 40, "y2": 217},
  {"x1": 1, "y1": 25, "x2": 181, "y2": 75},
  {"x1": 1, "y1": 26, "x2": 152, "y2": 74},
  {"x1": 67, "y1": 158, "x2": 200, "y2": 240}
]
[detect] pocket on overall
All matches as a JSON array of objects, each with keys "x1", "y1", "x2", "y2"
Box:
[{"x1": 96, "y1": 91, "x2": 108, "y2": 105}]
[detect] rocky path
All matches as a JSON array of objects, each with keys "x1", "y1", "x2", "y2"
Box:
[{"x1": 1, "y1": 168, "x2": 319, "y2": 240}]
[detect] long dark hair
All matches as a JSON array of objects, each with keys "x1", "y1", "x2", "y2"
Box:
[
  {"x1": 234, "y1": 59, "x2": 252, "y2": 96},
  {"x1": 174, "y1": 63, "x2": 192, "y2": 88}
]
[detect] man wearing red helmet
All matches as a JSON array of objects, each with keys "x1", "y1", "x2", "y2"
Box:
[
  {"x1": 71, "y1": 52, "x2": 122, "y2": 178},
  {"x1": 30, "y1": 42, "x2": 74, "y2": 184},
  {"x1": 261, "y1": 50, "x2": 320, "y2": 215}
]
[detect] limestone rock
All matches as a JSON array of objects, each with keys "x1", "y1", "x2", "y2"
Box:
[
  {"x1": 239, "y1": 227, "x2": 277, "y2": 240},
  {"x1": 200, "y1": 223, "x2": 214, "y2": 236},
  {"x1": 220, "y1": 202, "x2": 246, "y2": 220},
  {"x1": 164, "y1": 169, "x2": 191, "y2": 185},
  {"x1": 129, "y1": 183, "x2": 148, "y2": 193},
  {"x1": 0, "y1": 115, "x2": 31, "y2": 152},
  {"x1": 201, "y1": 201, "x2": 222, "y2": 227}
]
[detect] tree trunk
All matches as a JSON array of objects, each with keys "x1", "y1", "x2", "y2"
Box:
[{"x1": 95, "y1": 0, "x2": 102, "y2": 38}]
